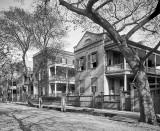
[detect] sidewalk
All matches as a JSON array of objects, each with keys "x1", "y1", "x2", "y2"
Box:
[{"x1": 15, "y1": 101, "x2": 140, "y2": 123}]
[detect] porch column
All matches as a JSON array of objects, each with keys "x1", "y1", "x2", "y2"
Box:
[
  {"x1": 48, "y1": 67, "x2": 51, "y2": 78},
  {"x1": 124, "y1": 74, "x2": 127, "y2": 91},
  {"x1": 154, "y1": 54, "x2": 157, "y2": 74},
  {"x1": 124, "y1": 58, "x2": 126, "y2": 70},
  {"x1": 48, "y1": 83, "x2": 51, "y2": 96},
  {"x1": 55, "y1": 65, "x2": 57, "y2": 97},
  {"x1": 66, "y1": 66, "x2": 68, "y2": 95},
  {"x1": 55, "y1": 65, "x2": 57, "y2": 75},
  {"x1": 55, "y1": 83, "x2": 57, "y2": 97}
]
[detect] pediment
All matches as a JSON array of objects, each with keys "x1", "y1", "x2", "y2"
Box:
[{"x1": 74, "y1": 32, "x2": 104, "y2": 51}]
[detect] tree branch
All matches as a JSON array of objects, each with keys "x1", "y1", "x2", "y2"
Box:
[
  {"x1": 126, "y1": 0, "x2": 160, "y2": 39},
  {"x1": 95, "y1": 0, "x2": 112, "y2": 12},
  {"x1": 141, "y1": 41, "x2": 160, "y2": 63},
  {"x1": 59, "y1": 0, "x2": 87, "y2": 16},
  {"x1": 86, "y1": 0, "x2": 98, "y2": 12}
]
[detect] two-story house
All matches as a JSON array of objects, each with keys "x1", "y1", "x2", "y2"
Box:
[
  {"x1": 33, "y1": 49, "x2": 75, "y2": 97},
  {"x1": 74, "y1": 31, "x2": 160, "y2": 112}
]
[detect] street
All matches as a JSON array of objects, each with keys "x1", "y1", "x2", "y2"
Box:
[{"x1": 0, "y1": 103, "x2": 159, "y2": 131}]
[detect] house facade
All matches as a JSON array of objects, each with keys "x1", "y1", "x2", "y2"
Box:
[
  {"x1": 33, "y1": 50, "x2": 75, "y2": 97},
  {"x1": 74, "y1": 32, "x2": 160, "y2": 112},
  {"x1": 16, "y1": 70, "x2": 34, "y2": 100}
]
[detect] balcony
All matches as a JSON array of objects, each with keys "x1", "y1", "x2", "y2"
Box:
[
  {"x1": 106, "y1": 63, "x2": 131, "y2": 73},
  {"x1": 106, "y1": 63, "x2": 160, "y2": 75},
  {"x1": 49, "y1": 75, "x2": 75, "y2": 83}
]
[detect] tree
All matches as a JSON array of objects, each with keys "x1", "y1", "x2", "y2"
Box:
[
  {"x1": 0, "y1": 7, "x2": 34, "y2": 72},
  {"x1": 59, "y1": 0, "x2": 160, "y2": 125},
  {"x1": 32, "y1": 1, "x2": 67, "y2": 96}
]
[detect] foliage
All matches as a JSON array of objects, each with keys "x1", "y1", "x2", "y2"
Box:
[{"x1": 0, "y1": 7, "x2": 34, "y2": 71}]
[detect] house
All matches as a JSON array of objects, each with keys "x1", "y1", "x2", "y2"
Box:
[
  {"x1": 16, "y1": 70, "x2": 34, "y2": 100},
  {"x1": 74, "y1": 31, "x2": 160, "y2": 112},
  {"x1": 33, "y1": 49, "x2": 75, "y2": 97}
]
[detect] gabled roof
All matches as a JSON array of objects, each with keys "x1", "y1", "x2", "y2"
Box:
[
  {"x1": 74, "y1": 31, "x2": 106, "y2": 52},
  {"x1": 75, "y1": 31, "x2": 160, "y2": 55}
]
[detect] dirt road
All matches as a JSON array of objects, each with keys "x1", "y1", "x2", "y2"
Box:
[{"x1": 0, "y1": 103, "x2": 159, "y2": 131}]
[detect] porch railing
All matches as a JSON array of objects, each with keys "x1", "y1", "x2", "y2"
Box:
[
  {"x1": 106, "y1": 63, "x2": 160, "y2": 75},
  {"x1": 106, "y1": 63, "x2": 131, "y2": 72},
  {"x1": 49, "y1": 75, "x2": 75, "y2": 82}
]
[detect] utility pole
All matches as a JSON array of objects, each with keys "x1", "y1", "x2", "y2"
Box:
[{"x1": 12, "y1": 75, "x2": 13, "y2": 102}]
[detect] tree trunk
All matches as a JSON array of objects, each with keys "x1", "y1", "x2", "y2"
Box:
[
  {"x1": 136, "y1": 70, "x2": 157, "y2": 125},
  {"x1": 22, "y1": 52, "x2": 27, "y2": 73}
]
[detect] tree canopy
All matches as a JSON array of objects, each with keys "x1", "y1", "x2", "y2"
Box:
[{"x1": 0, "y1": 7, "x2": 34, "y2": 71}]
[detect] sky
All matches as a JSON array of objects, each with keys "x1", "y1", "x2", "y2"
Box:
[{"x1": 0, "y1": 0, "x2": 84, "y2": 62}]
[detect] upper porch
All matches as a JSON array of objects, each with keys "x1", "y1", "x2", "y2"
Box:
[
  {"x1": 106, "y1": 63, "x2": 160, "y2": 75},
  {"x1": 105, "y1": 42, "x2": 160, "y2": 76}
]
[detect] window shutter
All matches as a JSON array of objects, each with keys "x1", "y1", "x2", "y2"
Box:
[
  {"x1": 75, "y1": 58, "x2": 79, "y2": 71},
  {"x1": 96, "y1": 52, "x2": 98, "y2": 66},
  {"x1": 88, "y1": 55, "x2": 90, "y2": 69},
  {"x1": 84, "y1": 56, "x2": 86, "y2": 70}
]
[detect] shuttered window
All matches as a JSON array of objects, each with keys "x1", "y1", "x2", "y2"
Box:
[
  {"x1": 79, "y1": 56, "x2": 86, "y2": 71},
  {"x1": 91, "y1": 52, "x2": 98, "y2": 68}
]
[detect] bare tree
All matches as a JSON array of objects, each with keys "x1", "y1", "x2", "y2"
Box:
[
  {"x1": 0, "y1": 7, "x2": 34, "y2": 72},
  {"x1": 32, "y1": 1, "x2": 67, "y2": 96},
  {"x1": 58, "y1": 0, "x2": 160, "y2": 125}
]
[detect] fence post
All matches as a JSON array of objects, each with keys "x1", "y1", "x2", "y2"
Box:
[
  {"x1": 92, "y1": 93, "x2": 95, "y2": 108},
  {"x1": 39, "y1": 97, "x2": 42, "y2": 108},
  {"x1": 78, "y1": 94, "x2": 80, "y2": 107},
  {"x1": 130, "y1": 83, "x2": 135, "y2": 112},
  {"x1": 100, "y1": 92, "x2": 104, "y2": 109},
  {"x1": 61, "y1": 93, "x2": 66, "y2": 112}
]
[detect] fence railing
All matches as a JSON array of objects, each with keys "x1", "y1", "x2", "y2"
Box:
[{"x1": 66, "y1": 94, "x2": 120, "y2": 110}]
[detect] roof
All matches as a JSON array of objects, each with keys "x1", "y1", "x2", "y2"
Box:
[
  {"x1": 74, "y1": 31, "x2": 105, "y2": 52},
  {"x1": 33, "y1": 48, "x2": 74, "y2": 58},
  {"x1": 75, "y1": 31, "x2": 160, "y2": 55}
]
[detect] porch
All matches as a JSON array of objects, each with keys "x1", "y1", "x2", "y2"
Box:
[{"x1": 106, "y1": 63, "x2": 160, "y2": 75}]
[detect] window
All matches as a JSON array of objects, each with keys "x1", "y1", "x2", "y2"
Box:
[
  {"x1": 80, "y1": 87, "x2": 85, "y2": 94},
  {"x1": 91, "y1": 52, "x2": 98, "y2": 68},
  {"x1": 62, "y1": 58, "x2": 67, "y2": 64},
  {"x1": 52, "y1": 57, "x2": 62, "y2": 63},
  {"x1": 42, "y1": 70, "x2": 46, "y2": 79},
  {"x1": 91, "y1": 86, "x2": 97, "y2": 93},
  {"x1": 107, "y1": 51, "x2": 123, "y2": 65},
  {"x1": 50, "y1": 83, "x2": 55, "y2": 93},
  {"x1": 113, "y1": 51, "x2": 123, "y2": 65},
  {"x1": 38, "y1": 72, "x2": 41, "y2": 80},
  {"x1": 79, "y1": 80, "x2": 85, "y2": 94},
  {"x1": 79, "y1": 56, "x2": 86, "y2": 71},
  {"x1": 91, "y1": 77, "x2": 97, "y2": 93},
  {"x1": 88, "y1": 52, "x2": 98, "y2": 69}
]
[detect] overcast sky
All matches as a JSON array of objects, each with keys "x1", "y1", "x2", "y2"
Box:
[
  {"x1": 0, "y1": 0, "x2": 84, "y2": 62},
  {"x1": 0, "y1": 0, "x2": 33, "y2": 11}
]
